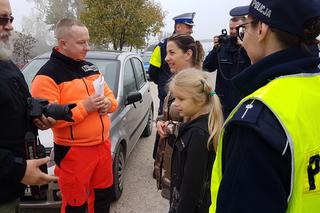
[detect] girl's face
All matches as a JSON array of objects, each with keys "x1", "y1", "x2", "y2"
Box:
[
  {"x1": 165, "y1": 41, "x2": 192, "y2": 74},
  {"x1": 172, "y1": 89, "x2": 203, "y2": 120}
]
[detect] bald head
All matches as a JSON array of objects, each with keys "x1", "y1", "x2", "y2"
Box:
[
  {"x1": 54, "y1": 18, "x2": 90, "y2": 61},
  {"x1": 54, "y1": 18, "x2": 86, "y2": 40}
]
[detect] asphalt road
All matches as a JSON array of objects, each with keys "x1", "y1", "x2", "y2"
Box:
[{"x1": 110, "y1": 82, "x2": 169, "y2": 213}]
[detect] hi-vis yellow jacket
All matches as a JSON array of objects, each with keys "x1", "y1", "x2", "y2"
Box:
[{"x1": 210, "y1": 74, "x2": 320, "y2": 212}]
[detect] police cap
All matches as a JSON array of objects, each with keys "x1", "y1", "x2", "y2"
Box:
[
  {"x1": 173, "y1": 12, "x2": 196, "y2": 26},
  {"x1": 229, "y1": 0, "x2": 320, "y2": 37}
]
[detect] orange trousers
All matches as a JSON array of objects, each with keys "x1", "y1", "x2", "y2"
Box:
[{"x1": 54, "y1": 141, "x2": 113, "y2": 213}]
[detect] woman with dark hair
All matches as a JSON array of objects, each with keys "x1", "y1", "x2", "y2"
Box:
[
  {"x1": 210, "y1": 0, "x2": 320, "y2": 212},
  {"x1": 154, "y1": 34, "x2": 204, "y2": 200}
]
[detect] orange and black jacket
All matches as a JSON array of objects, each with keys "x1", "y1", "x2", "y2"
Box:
[{"x1": 31, "y1": 48, "x2": 118, "y2": 147}]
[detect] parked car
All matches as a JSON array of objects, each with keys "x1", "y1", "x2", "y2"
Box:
[
  {"x1": 140, "y1": 51, "x2": 152, "y2": 80},
  {"x1": 20, "y1": 51, "x2": 154, "y2": 209}
]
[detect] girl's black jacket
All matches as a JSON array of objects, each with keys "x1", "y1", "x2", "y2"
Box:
[{"x1": 169, "y1": 114, "x2": 214, "y2": 213}]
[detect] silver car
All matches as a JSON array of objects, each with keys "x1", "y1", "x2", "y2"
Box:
[{"x1": 20, "y1": 51, "x2": 154, "y2": 209}]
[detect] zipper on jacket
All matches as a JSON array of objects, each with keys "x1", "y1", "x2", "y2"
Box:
[
  {"x1": 82, "y1": 77, "x2": 105, "y2": 143},
  {"x1": 81, "y1": 78, "x2": 90, "y2": 95},
  {"x1": 70, "y1": 126, "x2": 74, "y2": 140},
  {"x1": 99, "y1": 115, "x2": 105, "y2": 143}
]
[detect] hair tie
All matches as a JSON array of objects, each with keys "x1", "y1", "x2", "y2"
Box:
[{"x1": 210, "y1": 91, "x2": 216, "y2": 96}]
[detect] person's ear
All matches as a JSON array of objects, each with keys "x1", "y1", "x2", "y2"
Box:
[
  {"x1": 257, "y1": 22, "x2": 270, "y2": 42},
  {"x1": 185, "y1": 49, "x2": 193, "y2": 61},
  {"x1": 59, "y1": 39, "x2": 67, "y2": 49}
]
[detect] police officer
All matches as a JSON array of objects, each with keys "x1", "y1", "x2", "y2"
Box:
[
  {"x1": 203, "y1": 16, "x2": 251, "y2": 119},
  {"x1": 149, "y1": 12, "x2": 195, "y2": 159},
  {"x1": 210, "y1": 0, "x2": 320, "y2": 212}
]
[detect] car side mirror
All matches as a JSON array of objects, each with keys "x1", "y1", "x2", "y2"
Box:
[{"x1": 125, "y1": 91, "x2": 142, "y2": 108}]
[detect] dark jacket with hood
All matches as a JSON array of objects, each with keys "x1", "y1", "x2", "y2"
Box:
[
  {"x1": 0, "y1": 60, "x2": 32, "y2": 204},
  {"x1": 169, "y1": 114, "x2": 214, "y2": 213},
  {"x1": 216, "y1": 47, "x2": 320, "y2": 213}
]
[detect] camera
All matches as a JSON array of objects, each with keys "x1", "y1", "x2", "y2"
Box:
[
  {"x1": 27, "y1": 97, "x2": 76, "y2": 122},
  {"x1": 24, "y1": 131, "x2": 48, "y2": 200},
  {"x1": 218, "y1": 29, "x2": 237, "y2": 45}
]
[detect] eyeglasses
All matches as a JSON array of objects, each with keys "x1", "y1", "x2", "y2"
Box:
[
  {"x1": 0, "y1": 16, "x2": 14, "y2": 26},
  {"x1": 236, "y1": 20, "x2": 256, "y2": 41}
]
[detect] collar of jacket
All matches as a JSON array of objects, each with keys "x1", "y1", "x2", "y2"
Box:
[
  {"x1": 51, "y1": 47, "x2": 86, "y2": 69},
  {"x1": 180, "y1": 113, "x2": 209, "y2": 134},
  {"x1": 233, "y1": 47, "x2": 320, "y2": 97}
]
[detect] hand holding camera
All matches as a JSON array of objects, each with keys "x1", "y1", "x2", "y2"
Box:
[
  {"x1": 33, "y1": 115, "x2": 56, "y2": 130},
  {"x1": 214, "y1": 29, "x2": 238, "y2": 48},
  {"x1": 28, "y1": 97, "x2": 76, "y2": 122}
]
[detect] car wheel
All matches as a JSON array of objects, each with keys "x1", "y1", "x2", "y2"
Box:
[
  {"x1": 111, "y1": 144, "x2": 125, "y2": 201},
  {"x1": 141, "y1": 107, "x2": 153, "y2": 137}
]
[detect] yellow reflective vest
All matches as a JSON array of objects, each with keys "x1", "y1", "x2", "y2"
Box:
[{"x1": 210, "y1": 74, "x2": 320, "y2": 212}]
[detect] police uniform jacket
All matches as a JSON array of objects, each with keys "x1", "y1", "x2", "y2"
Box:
[
  {"x1": 215, "y1": 47, "x2": 320, "y2": 212},
  {"x1": 203, "y1": 43, "x2": 250, "y2": 118},
  {"x1": 169, "y1": 114, "x2": 214, "y2": 213},
  {"x1": 0, "y1": 60, "x2": 32, "y2": 203},
  {"x1": 148, "y1": 39, "x2": 173, "y2": 114}
]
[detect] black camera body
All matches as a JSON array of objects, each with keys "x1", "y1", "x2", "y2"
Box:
[
  {"x1": 27, "y1": 97, "x2": 76, "y2": 122},
  {"x1": 24, "y1": 131, "x2": 48, "y2": 200},
  {"x1": 24, "y1": 97, "x2": 75, "y2": 199},
  {"x1": 218, "y1": 29, "x2": 237, "y2": 45}
]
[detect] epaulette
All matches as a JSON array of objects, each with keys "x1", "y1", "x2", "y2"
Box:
[
  {"x1": 228, "y1": 99, "x2": 264, "y2": 125},
  {"x1": 160, "y1": 39, "x2": 166, "y2": 44}
]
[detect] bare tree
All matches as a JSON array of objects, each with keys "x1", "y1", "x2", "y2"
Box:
[{"x1": 12, "y1": 31, "x2": 37, "y2": 65}]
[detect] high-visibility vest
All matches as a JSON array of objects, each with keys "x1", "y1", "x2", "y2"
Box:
[{"x1": 210, "y1": 74, "x2": 320, "y2": 212}]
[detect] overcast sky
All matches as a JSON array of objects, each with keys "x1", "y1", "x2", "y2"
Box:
[{"x1": 10, "y1": 0, "x2": 251, "y2": 40}]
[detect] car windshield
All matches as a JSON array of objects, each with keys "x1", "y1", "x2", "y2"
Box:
[{"x1": 23, "y1": 58, "x2": 120, "y2": 97}]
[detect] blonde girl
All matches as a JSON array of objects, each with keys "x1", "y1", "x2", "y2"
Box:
[{"x1": 167, "y1": 68, "x2": 223, "y2": 213}]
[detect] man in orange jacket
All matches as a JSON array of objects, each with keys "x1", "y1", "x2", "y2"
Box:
[{"x1": 31, "y1": 18, "x2": 118, "y2": 213}]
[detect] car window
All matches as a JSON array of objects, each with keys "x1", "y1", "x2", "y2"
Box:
[
  {"x1": 88, "y1": 59, "x2": 119, "y2": 97},
  {"x1": 23, "y1": 59, "x2": 47, "y2": 87},
  {"x1": 131, "y1": 58, "x2": 146, "y2": 89},
  {"x1": 123, "y1": 60, "x2": 137, "y2": 96},
  {"x1": 22, "y1": 58, "x2": 119, "y2": 97}
]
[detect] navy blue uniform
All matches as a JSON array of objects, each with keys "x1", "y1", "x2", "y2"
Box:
[
  {"x1": 203, "y1": 43, "x2": 250, "y2": 118},
  {"x1": 216, "y1": 47, "x2": 320, "y2": 213},
  {"x1": 148, "y1": 39, "x2": 173, "y2": 115}
]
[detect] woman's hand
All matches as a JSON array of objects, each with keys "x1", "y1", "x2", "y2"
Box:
[{"x1": 156, "y1": 120, "x2": 167, "y2": 139}]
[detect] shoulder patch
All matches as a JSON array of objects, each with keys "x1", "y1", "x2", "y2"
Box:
[
  {"x1": 81, "y1": 64, "x2": 99, "y2": 72},
  {"x1": 229, "y1": 99, "x2": 264, "y2": 125}
]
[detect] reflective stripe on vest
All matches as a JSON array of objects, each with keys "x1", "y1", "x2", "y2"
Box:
[{"x1": 210, "y1": 74, "x2": 320, "y2": 213}]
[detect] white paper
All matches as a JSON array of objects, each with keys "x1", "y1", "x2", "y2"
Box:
[{"x1": 93, "y1": 75, "x2": 105, "y2": 97}]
